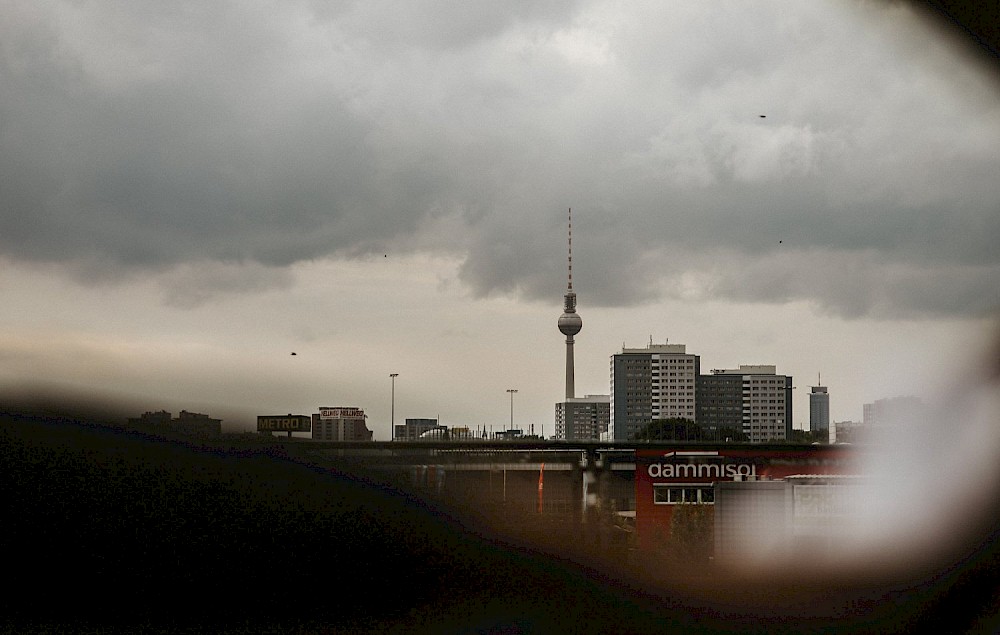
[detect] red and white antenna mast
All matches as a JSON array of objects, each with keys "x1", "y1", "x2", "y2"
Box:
[{"x1": 567, "y1": 207, "x2": 573, "y2": 291}]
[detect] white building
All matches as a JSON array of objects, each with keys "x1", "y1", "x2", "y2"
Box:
[
  {"x1": 611, "y1": 342, "x2": 700, "y2": 441},
  {"x1": 863, "y1": 396, "x2": 922, "y2": 427},
  {"x1": 312, "y1": 407, "x2": 373, "y2": 441},
  {"x1": 832, "y1": 420, "x2": 864, "y2": 444},
  {"x1": 714, "y1": 476, "x2": 868, "y2": 565}
]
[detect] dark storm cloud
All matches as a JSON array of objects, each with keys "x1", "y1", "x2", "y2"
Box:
[{"x1": 1, "y1": 1, "x2": 997, "y2": 318}]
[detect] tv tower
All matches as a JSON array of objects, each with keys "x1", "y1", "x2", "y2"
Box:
[{"x1": 557, "y1": 208, "x2": 583, "y2": 400}]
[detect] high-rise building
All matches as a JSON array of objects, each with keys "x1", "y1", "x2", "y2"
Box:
[
  {"x1": 810, "y1": 377, "x2": 830, "y2": 439},
  {"x1": 555, "y1": 394, "x2": 611, "y2": 441},
  {"x1": 707, "y1": 365, "x2": 792, "y2": 442},
  {"x1": 610, "y1": 344, "x2": 792, "y2": 443},
  {"x1": 695, "y1": 373, "x2": 745, "y2": 439},
  {"x1": 610, "y1": 342, "x2": 700, "y2": 441}
]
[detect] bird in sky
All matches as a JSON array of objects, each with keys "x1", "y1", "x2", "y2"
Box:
[{"x1": 290, "y1": 352, "x2": 297, "y2": 356}]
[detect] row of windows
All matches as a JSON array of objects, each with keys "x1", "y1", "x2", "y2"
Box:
[{"x1": 653, "y1": 485, "x2": 715, "y2": 505}]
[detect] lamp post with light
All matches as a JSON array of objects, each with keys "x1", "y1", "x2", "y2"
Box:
[
  {"x1": 506, "y1": 389, "x2": 517, "y2": 433},
  {"x1": 390, "y1": 373, "x2": 398, "y2": 441}
]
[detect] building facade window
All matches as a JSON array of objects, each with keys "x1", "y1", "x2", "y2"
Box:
[{"x1": 653, "y1": 484, "x2": 715, "y2": 504}]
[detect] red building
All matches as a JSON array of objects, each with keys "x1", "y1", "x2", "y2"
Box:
[{"x1": 634, "y1": 445, "x2": 858, "y2": 551}]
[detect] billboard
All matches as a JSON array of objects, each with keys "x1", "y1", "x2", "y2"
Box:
[
  {"x1": 319, "y1": 407, "x2": 365, "y2": 420},
  {"x1": 257, "y1": 415, "x2": 312, "y2": 432}
]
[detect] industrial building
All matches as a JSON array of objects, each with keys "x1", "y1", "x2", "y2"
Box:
[{"x1": 394, "y1": 417, "x2": 443, "y2": 441}]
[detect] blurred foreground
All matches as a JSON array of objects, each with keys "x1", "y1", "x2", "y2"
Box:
[{"x1": 2, "y1": 384, "x2": 999, "y2": 633}]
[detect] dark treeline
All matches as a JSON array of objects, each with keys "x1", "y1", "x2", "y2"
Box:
[
  {"x1": 632, "y1": 418, "x2": 830, "y2": 444},
  {"x1": 2, "y1": 408, "x2": 998, "y2": 633},
  {"x1": 632, "y1": 418, "x2": 747, "y2": 442}
]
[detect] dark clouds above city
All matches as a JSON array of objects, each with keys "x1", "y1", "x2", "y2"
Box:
[
  {"x1": 1, "y1": 0, "x2": 997, "y2": 433},
  {"x1": 3, "y1": 0, "x2": 997, "y2": 317}
]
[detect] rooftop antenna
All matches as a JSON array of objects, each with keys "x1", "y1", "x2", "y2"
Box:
[{"x1": 568, "y1": 207, "x2": 573, "y2": 292}]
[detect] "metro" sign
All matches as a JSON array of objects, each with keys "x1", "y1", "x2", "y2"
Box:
[{"x1": 257, "y1": 415, "x2": 312, "y2": 432}]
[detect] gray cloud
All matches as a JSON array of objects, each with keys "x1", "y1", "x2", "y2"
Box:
[
  {"x1": 1, "y1": 1, "x2": 997, "y2": 318},
  {"x1": 157, "y1": 261, "x2": 295, "y2": 309}
]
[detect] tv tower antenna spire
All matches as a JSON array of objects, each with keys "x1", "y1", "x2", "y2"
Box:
[
  {"x1": 568, "y1": 207, "x2": 573, "y2": 291},
  {"x1": 557, "y1": 208, "x2": 582, "y2": 400}
]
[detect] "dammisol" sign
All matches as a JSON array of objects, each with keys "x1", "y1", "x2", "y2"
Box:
[{"x1": 644, "y1": 451, "x2": 757, "y2": 481}]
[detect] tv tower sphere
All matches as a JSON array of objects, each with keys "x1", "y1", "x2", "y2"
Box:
[{"x1": 558, "y1": 294, "x2": 582, "y2": 336}]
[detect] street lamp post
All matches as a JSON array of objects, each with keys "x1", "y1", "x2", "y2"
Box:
[
  {"x1": 506, "y1": 389, "x2": 517, "y2": 432},
  {"x1": 390, "y1": 373, "x2": 398, "y2": 441}
]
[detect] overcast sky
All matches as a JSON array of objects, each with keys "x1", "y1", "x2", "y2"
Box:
[{"x1": 1, "y1": 1, "x2": 997, "y2": 437}]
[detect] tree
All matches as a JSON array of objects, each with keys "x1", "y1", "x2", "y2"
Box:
[
  {"x1": 633, "y1": 418, "x2": 698, "y2": 441},
  {"x1": 667, "y1": 502, "x2": 714, "y2": 564},
  {"x1": 787, "y1": 428, "x2": 828, "y2": 444},
  {"x1": 632, "y1": 419, "x2": 750, "y2": 442}
]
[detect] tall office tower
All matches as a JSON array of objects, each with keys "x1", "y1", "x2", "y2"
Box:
[
  {"x1": 610, "y1": 342, "x2": 700, "y2": 441},
  {"x1": 557, "y1": 208, "x2": 582, "y2": 400},
  {"x1": 810, "y1": 375, "x2": 830, "y2": 441},
  {"x1": 705, "y1": 365, "x2": 792, "y2": 442},
  {"x1": 555, "y1": 394, "x2": 611, "y2": 441}
]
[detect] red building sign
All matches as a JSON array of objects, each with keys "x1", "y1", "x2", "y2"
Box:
[{"x1": 634, "y1": 446, "x2": 858, "y2": 550}]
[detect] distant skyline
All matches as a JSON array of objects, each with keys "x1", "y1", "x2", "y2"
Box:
[{"x1": 1, "y1": 2, "x2": 997, "y2": 437}]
